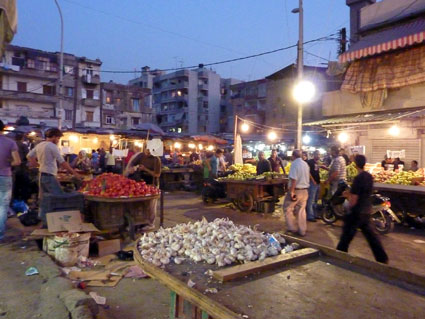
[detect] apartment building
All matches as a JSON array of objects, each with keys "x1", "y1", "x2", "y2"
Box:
[
  {"x1": 220, "y1": 78, "x2": 243, "y2": 133},
  {"x1": 101, "y1": 81, "x2": 153, "y2": 129},
  {"x1": 0, "y1": 44, "x2": 103, "y2": 128},
  {"x1": 129, "y1": 66, "x2": 164, "y2": 109}
]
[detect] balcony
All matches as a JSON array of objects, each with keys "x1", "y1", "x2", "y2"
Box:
[
  {"x1": 198, "y1": 83, "x2": 208, "y2": 91},
  {"x1": 82, "y1": 98, "x2": 100, "y2": 107},
  {"x1": 159, "y1": 95, "x2": 188, "y2": 103},
  {"x1": 0, "y1": 108, "x2": 54, "y2": 119},
  {"x1": 103, "y1": 103, "x2": 115, "y2": 110},
  {"x1": 198, "y1": 70, "x2": 208, "y2": 78},
  {"x1": 0, "y1": 89, "x2": 57, "y2": 104},
  {"x1": 82, "y1": 74, "x2": 100, "y2": 85}
]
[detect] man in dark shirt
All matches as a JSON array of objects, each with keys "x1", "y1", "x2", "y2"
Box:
[
  {"x1": 306, "y1": 150, "x2": 321, "y2": 221},
  {"x1": 336, "y1": 155, "x2": 388, "y2": 263},
  {"x1": 268, "y1": 149, "x2": 286, "y2": 174},
  {"x1": 256, "y1": 151, "x2": 271, "y2": 175}
]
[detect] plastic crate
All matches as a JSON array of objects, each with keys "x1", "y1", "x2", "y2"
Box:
[{"x1": 40, "y1": 192, "x2": 85, "y2": 224}]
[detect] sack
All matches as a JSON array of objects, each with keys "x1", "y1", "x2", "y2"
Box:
[{"x1": 54, "y1": 233, "x2": 91, "y2": 267}]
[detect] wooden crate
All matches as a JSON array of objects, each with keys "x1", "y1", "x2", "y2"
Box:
[
  {"x1": 170, "y1": 291, "x2": 213, "y2": 319},
  {"x1": 88, "y1": 201, "x2": 125, "y2": 229}
]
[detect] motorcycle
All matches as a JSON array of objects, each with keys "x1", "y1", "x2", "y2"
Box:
[
  {"x1": 201, "y1": 178, "x2": 227, "y2": 203},
  {"x1": 321, "y1": 180, "x2": 400, "y2": 234}
]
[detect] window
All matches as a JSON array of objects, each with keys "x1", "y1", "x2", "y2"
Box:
[
  {"x1": 115, "y1": 98, "x2": 121, "y2": 105},
  {"x1": 65, "y1": 87, "x2": 74, "y2": 97},
  {"x1": 105, "y1": 90, "x2": 113, "y2": 103},
  {"x1": 17, "y1": 82, "x2": 27, "y2": 92},
  {"x1": 27, "y1": 59, "x2": 35, "y2": 69},
  {"x1": 132, "y1": 117, "x2": 140, "y2": 125},
  {"x1": 105, "y1": 115, "x2": 114, "y2": 124},
  {"x1": 43, "y1": 85, "x2": 55, "y2": 96},
  {"x1": 203, "y1": 101, "x2": 208, "y2": 108},
  {"x1": 132, "y1": 98, "x2": 140, "y2": 112},
  {"x1": 86, "y1": 111, "x2": 94, "y2": 122},
  {"x1": 65, "y1": 110, "x2": 72, "y2": 121},
  {"x1": 86, "y1": 89, "x2": 94, "y2": 99},
  {"x1": 121, "y1": 118, "x2": 127, "y2": 126}
]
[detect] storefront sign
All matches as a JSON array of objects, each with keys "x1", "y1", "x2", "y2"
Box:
[
  {"x1": 349, "y1": 146, "x2": 365, "y2": 155},
  {"x1": 387, "y1": 150, "x2": 406, "y2": 159}
]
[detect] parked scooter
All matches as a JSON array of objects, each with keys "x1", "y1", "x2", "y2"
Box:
[
  {"x1": 321, "y1": 180, "x2": 400, "y2": 234},
  {"x1": 201, "y1": 178, "x2": 227, "y2": 203}
]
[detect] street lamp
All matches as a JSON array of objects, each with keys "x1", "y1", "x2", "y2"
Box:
[
  {"x1": 388, "y1": 125, "x2": 400, "y2": 136},
  {"x1": 54, "y1": 0, "x2": 64, "y2": 129},
  {"x1": 302, "y1": 135, "x2": 311, "y2": 145},
  {"x1": 293, "y1": 80, "x2": 316, "y2": 104},
  {"x1": 241, "y1": 122, "x2": 249, "y2": 133},
  {"x1": 338, "y1": 132, "x2": 349, "y2": 144},
  {"x1": 267, "y1": 131, "x2": 277, "y2": 141}
]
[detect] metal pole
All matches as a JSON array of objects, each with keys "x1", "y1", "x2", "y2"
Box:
[
  {"x1": 296, "y1": 0, "x2": 304, "y2": 150},
  {"x1": 233, "y1": 115, "x2": 238, "y2": 163},
  {"x1": 54, "y1": 0, "x2": 64, "y2": 130}
]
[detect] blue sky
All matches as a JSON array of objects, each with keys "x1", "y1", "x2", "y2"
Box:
[{"x1": 14, "y1": 0, "x2": 348, "y2": 83}]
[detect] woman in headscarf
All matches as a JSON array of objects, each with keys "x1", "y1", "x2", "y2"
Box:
[{"x1": 71, "y1": 150, "x2": 91, "y2": 172}]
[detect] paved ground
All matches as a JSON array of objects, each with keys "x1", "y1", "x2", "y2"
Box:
[{"x1": 1, "y1": 191, "x2": 425, "y2": 319}]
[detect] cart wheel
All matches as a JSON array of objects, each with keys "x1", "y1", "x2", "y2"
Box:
[
  {"x1": 236, "y1": 191, "x2": 254, "y2": 212},
  {"x1": 124, "y1": 213, "x2": 136, "y2": 240}
]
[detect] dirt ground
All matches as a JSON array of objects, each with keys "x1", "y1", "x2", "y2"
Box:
[{"x1": 1, "y1": 191, "x2": 425, "y2": 319}]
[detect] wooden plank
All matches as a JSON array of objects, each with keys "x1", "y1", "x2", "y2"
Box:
[
  {"x1": 134, "y1": 244, "x2": 241, "y2": 319},
  {"x1": 281, "y1": 235, "x2": 425, "y2": 290},
  {"x1": 212, "y1": 248, "x2": 319, "y2": 282}
]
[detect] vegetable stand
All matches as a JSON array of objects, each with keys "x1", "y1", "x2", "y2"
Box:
[
  {"x1": 161, "y1": 167, "x2": 196, "y2": 191},
  {"x1": 84, "y1": 194, "x2": 160, "y2": 240},
  {"x1": 134, "y1": 236, "x2": 425, "y2": 319},
  {"x1": 220, "y1": 178, "x2": 288, "y2": 212}
]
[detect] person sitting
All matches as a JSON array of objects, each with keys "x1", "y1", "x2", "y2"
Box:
[
  {"x1": 393, "y1": 157, "x2": 405, "y2": 171},
  {"x1": 411, "y1": 160, "x2": 419, "y2": 172},
  {"x1": 256, "y1": 151, "x2": 271, "y2": 175},
  {"x1": 71, "y1": 150, "x2": 91, "y2": 172}
]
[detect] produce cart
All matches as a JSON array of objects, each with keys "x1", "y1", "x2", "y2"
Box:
[
  {"x1": 220, "y1": 177, "x2": 288, "y2": 212},
  {"x1": 84, "y1": 194, "x2": 160, "y2": 240},
  {"x1": 161, "y1": 167, "x2": 196, "y2": 191},
  {"x1": 134, "y1": 236, "x2": 425, "y2": 319}
]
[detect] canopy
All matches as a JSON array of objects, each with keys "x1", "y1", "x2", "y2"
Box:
[
  {"x1": 340, "y1": 17, "x2": 425, "y2": 63},
  {"x1": 133, "y1": 123, "x2": 165, "y2": 136},
  {"x1": 192, "y1": 135, "x2": 228, "y2": 145}
]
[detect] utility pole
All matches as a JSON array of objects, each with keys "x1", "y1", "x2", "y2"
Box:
[
  {"x1": 296, "y1": 0, "x2": 304, "y2": 150},
  {"x1": 54, "y1": 0, "x2": 64, "y2": 130}
]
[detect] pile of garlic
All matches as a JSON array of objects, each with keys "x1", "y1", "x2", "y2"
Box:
[{"x1": 138, "y1": 218, "x2": 289, "y2": 268}]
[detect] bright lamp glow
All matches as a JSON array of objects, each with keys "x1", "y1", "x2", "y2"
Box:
[
  {"x1": 93, "y1": 137, "x2": 98, "y2": 143},
  {"x1": 257, "y1": 143, "x2": 266, "y2": 151},
  {"x1": 241, "y1": 122, "x2": 249, "y2": 132},
  {"x1": 109, "y1": 135, "x2": 116, "y2": 141},
  {"x1": 293, "y1": 80, "x2": 316, "y2": 103},
  {"x1": 198, "y1": 144, "x2": 203, "y2": 150},
  {"x1": 207, "y1": 145, "x2": 214, "y2": 151},
  {"x1": 5, "y1": 126, "x2": 15, "y2": 131},
  {"x1": 70, "y1": 135, "x2": 79, "y2": 143},
  {"x1": 188, "y1": 143, "x2": 196, "y2": 149},
  {"x1": 267, "y1": 131, "x2": 277, "y2": 141},
  {"x1": 388, "y1": 125, "x2": 400, "y2": 137},
  {"x1": 29, "y1": 131, "x2": 36, "y2": 136},
  {"x1": 174, "y1": 142, "x2": 182, "y2": 149},
  {"x1": 318, "y1": 148, "x2": 326, "y2": 155},
  {"x1": 302, "y1": 135, "x2": 311, "y2": 144},
  {"x1": 338, "y1": 132, "x2": 349, "y2": 144}
]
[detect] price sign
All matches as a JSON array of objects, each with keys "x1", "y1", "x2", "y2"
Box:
[{"x1": 386, "y1": 150, "x2": 405, "y2": 159}]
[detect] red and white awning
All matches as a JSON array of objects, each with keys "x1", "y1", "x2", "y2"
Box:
[{"x1": 339, "y1": 18, "x2": 425, "y2": 63}]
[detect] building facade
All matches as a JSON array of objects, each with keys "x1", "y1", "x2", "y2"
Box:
[
  {"x1": 128, "y1": 66, "x2": 165, "y2": 109},
  {"x1": 0, "y1": 44, "x2": 103, "y2": 128},
  {"x1": 219, "y1": 78, "x2": 243, "y2": 133},
  {"x1": 101, "y1": 81, "x2": 153, "y2": 129}
]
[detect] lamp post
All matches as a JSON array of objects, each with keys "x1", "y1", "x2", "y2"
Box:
[{"x1": 54, "y1": 0, "x2": 64, "y2": 130}]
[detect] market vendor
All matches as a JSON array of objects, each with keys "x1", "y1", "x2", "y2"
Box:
[
  {"x1": 71, "y1": 150, "x2": 91, "y2": 172},
  {"x1": 268, "y1": 149, "x2": 286, "y2": 174},
  {"x1": 242, "y1": 147, "x2": 256, "y2": 164},
  {"x1": 27, "y1": 128, "x2": 79, "y2": 223},
  {"x1": 256, "y1": 151, "x2": 271, "y2": 175},
  {"x1": 411, "y1": 160, "x2": 419, "y2": 172}
]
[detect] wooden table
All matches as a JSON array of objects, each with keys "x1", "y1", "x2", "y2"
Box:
[
  {"x1": 220, "y1": 178, "x2": 288, "y2": 212},
  {"x1": 134, "y1": 236, "x2": 425, "y2": 319},
  {"x1": 161, "y1": 167, "x2": 197, "y2": 191},
  {"x1": 83, "y1": 194, "x2": 160, "y2": 240}
]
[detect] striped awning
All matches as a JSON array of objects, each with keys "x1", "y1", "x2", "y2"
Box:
[{"x1": 339, "y1": 17, "x2": 425, "y2": 63}]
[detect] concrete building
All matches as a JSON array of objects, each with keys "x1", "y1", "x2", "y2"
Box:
[
  {"x1": 311, "y1": 0, "x2": 425, "y2": 166},
  {"x1": 220, "y1": 78, "x2": 243, "y2": 133},
  {"x1": 230, "y1": 79, "x2": 267, "y2": 134},
  {"x1": 0, "y1": 44, "x2": 102, "y2": 128},
  {"x1": 128, "y1": 66, "x2": 165, "y2": 109},
  {"x1": 152, "y1": 67, "x2": 221, "y2": 134},
  {"x1": 100, "y1": 81, "x2": 153, "y2": 129}
]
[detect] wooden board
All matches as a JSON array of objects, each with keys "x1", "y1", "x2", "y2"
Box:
[{"x1": 212, "y1": 248, "x2": 319, "y2": 282}]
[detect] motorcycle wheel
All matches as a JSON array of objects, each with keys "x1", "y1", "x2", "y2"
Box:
[
  {"x1": 371, "y1": 210, "x2": 394, "y2": 234},
  {"x1": 322, "y1": 206, "x2": 337, "y2": 225}
]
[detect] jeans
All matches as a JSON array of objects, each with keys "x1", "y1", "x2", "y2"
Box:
[
  {"x1": 39, "y1": 174, "x2": 64, "y2": 223},
  {"x1": 0, "y1": 176, "x2": 12, "y2": 240},
  {"x1": 306, "y1": 183, "x2": 320, "y2": 220}
]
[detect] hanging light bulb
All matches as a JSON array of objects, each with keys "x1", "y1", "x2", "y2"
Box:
[
  {"x1": 267, "y1": 131, "x2": 277, "y2": 141},
  {"x1": 241, "y1": 122, "x2": 249, "y2": 132},
  {"x1": 338, "y1": 132, "x2": 349, "y2": 143},
  {"x1": 388, "y1": 125, "x2": 400, "y2": 137}
]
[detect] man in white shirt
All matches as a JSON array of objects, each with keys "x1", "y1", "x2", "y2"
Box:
[{"x1": 283, "y1": 150, "x2": 310, "y2": 236}]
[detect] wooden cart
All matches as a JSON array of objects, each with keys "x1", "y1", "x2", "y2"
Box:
[
  {"x1": 134, "y1": 236, "x2": 425, "y2": 319},
  {"x1": 84, "y1": 194, "x2": 160, "y2": 240},
  {"x1": 220, "y1": 178, "x2": 288, "y2": 212},
  {"x1": 161, "y1": 167, "x2": 196, "y2": 191}
]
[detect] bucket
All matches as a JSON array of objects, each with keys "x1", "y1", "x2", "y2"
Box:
[{"x1": 54, "y1": 233, "x2": 91, "y2": 267}]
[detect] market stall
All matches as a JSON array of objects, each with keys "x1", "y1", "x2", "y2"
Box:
[{"x1": 133, "y1": 219, "x2": 425, "y2": 319}]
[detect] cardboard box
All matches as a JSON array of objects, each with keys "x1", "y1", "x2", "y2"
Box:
[
  {"x1": 97, "y1": 239, "x2": 121, "y2": 257},
  {"x1": 46, "y1": 210, "x2": 83, "y2": 233},
  {"x1": 31, "y1": 223, "x2": 99, "y2": 237}
]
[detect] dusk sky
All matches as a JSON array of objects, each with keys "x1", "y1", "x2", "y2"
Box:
[{"x1": 14, "y1": 0, "x2": 348, "y2": 83}]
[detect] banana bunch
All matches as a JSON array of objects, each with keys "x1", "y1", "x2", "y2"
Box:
[{"x1": 346, "y1": 162, "x2": 358, "y2": 182}]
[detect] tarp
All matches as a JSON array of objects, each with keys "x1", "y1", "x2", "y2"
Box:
[
  {"x1": 0, "y1": 0, "x2": 17, "y2": 57},
  {"x1": 342, "y1": 45, "x2": 425, "y2": 93},
  {"x1": 340, "y1": 17, "x2": 425, "y2": 63},
  {"x1": 192, "y1": 135, "x2": 228, "y2": 145},
  {"x1": 234, "y1": 134, "x2": 243, "y2": 164},
  {"x1": 133, "y1": 123, "x2": 165, "y2": 136}
]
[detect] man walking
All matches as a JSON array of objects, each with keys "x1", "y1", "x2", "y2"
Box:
[
  {"x1": 337, "y1": 155, "x2": 388, "y2": 264},
  {"x1": 27, "y1": 128, "x2": 78, "y2": 222},
  {"x1": 0, "y1": 120, "x2": 21, "y2": 241},
  {"x1": 326, "y1": 145, "x2": 346, "y2": 194},
  {"x1": 306, "y1": 150, "x2": 321, "y2": 222},
  {"x1": 283, "y1": 150, "x2": 310, "y2": 236}
]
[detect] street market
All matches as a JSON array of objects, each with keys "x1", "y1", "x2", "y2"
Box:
[{"x1": 2, "y1": 1, "x2": 425, "y2": 319}]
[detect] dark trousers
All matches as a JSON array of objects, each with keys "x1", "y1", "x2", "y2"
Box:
[{"x1": 337, "y1": 211, "x2": 388, "y2": 263}]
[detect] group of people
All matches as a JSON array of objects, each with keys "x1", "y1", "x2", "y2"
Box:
[
  {"x1": 381, "y1": 155, "x2": 418, "y2": 171},
  {"x1": 284, "y1": 146, "x2": 388, "y2": 264},
  {"x1": 256, "y1": 149, "x2": 287, "y2": 175}
]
